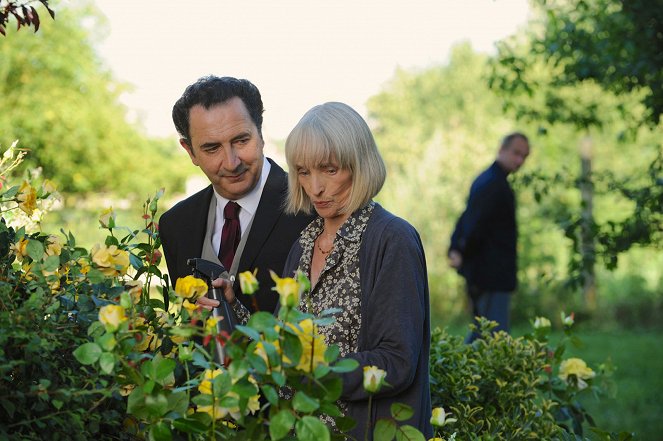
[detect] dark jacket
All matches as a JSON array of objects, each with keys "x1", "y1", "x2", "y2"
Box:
[
  {"x1": 159, "y1": 159, "x2": 313, "y2": 312},
  {"x1": 450, "y1": 161, "x2": 517, "y2": 291},
  {"x1": 284, "y1": 203, "x2": 433, "y2": 440}
]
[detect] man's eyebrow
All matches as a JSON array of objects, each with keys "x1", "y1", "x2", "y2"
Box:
[
  {"x1": 230, "y1": 131, "x2": 252, "y2": 143},
  {"x1": 200, "y1": 141, "x2": 221, "y2": 149}
]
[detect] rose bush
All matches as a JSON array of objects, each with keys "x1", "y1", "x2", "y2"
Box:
[{"x1": 0, "y1": 141, "x2": 633, "y2": 441}]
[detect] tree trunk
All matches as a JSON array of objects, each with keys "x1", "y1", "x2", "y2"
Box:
[{"x1": 579, "y1": 135, "x2": 597, "y2": 310}]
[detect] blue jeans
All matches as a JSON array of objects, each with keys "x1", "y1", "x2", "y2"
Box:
[{"x1": 465, "y1": 289, "x2": 511, "y2": 344}]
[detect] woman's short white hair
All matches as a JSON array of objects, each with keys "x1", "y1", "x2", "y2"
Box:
[{"x1": 284, "y1": 102, "x2": 386, "y2": 215}]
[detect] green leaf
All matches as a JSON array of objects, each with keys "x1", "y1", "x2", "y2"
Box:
[
  {"x1": 247, "y1": 311, "x2": 278, "y2": 332},
  {"x1": 145, "y1": 392, "x2": 170, "y2": 418},
  {"x1": 313, "y1": 364, "x2": 331, "y2": 379},
  {"x1": 97, "y1": 332, "x2": 116, "y2": 351},
  {"x1": 86, "y1": 268, "x2": 106, "y2": 284},
  {"x1": 269, "y1": 409, "x2": 296, "y2": 440},
  {"x1": 261, "y1": 384, "x2": 280, "y2": 406},
  {"x1": 295, "y1": 415, "x2": 330, "y2": 441},
  {"x1": 324, "y1": 345, "x2": 340, "y2": 363},
  {"x1": 330, "y1": 358, "x2": 359, "y2": 373},
  {"x1": 394, "y1": 425, "x2": 425, "y2": 441},
  {"x1": 153, "y1": 357, "x2": 176, "y2": 383},
  {"x1": 232, "y1": 377, "x2": 258, "y2": 399},
  {"x1": 167, "y1": 391, "x2": 190, "y2": 416},
  {"x1": 99, "y1": 352, "x2": 116, "y2": 374},
  {"x1": 292, "y1": 391, "x2": 320, "y2": 413},
  {"x1": 73, "y1": 342, "x2": 102, "y2": 365},
  {"x1": 149, "y1": 421, "x2": 172, "y2": 441},
  {"x1": 42, "y1": 254, "x2": 60, "y2": 272},
  {"x1": 235, "y1": 324, "x2": 261, "y2": 342},
  {"x1": 374, "y1": 419, "x2": 397, "y2": 441},
  {"x1": 391, "y1": 403, "x2": 414, "y2": 421},
  {"x1": 171, "y1": 417, "x2": 209, "y2": 434},
  {"x1": 51, "y1": 399, "x2": 64, "y2": 410},
  {"x1": 127, "y1": 386, "x2": 148, "y2": 419},
  {"x1": 26, "y1": 239, "x2": 45, "y2": 260}
]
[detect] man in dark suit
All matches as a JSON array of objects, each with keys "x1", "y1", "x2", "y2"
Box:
[
  {"x1": 448, "y1": 132, "x2": 530, "y2": 342},
  {"x1": 159, "y1": 76, "x2": 312, "y2": 313}
]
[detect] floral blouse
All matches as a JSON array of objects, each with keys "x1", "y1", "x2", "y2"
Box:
[{"x1": 295, "y1": 202, "x2": 374, "y2": 358}]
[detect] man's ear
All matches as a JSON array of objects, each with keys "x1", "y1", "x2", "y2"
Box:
[{"x1": 180, "y1": 138, "x2": 198, "y2": 165}]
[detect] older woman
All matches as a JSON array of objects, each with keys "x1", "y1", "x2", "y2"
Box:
[
  {"x1": 282, "y1": 102, "x2": 431, "y2": 438},
  {"x1": 210, "y1": 102, "x2": 432, "y2": 439}
]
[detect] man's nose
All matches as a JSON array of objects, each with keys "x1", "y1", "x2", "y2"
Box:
[{"x1": 223, "y1": 147, "x2": 240, "y2": 170}]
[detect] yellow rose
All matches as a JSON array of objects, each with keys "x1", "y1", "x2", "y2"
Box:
[
  {"x1": 91, "y1": 244, "x2": 130, "y2": 277},
  {"x1": 270, "y1": 271, "x2": 299, "y2": 308},
  {"x1": 45, "y1": 235, "x2": 63, "y2": 257},
  {"x1": 17, "y1": 181, "x2": 37, "y2": 216},
  {"x1": 559, "y1": 357, "x2": 595, "y2": 390},
  {"x1": 239, "y1": 270, "x2": 259, "y2": 295},
  {"x1": 430, "y1": 406, "x2": 457, "y2": 427},
  {"x1": 174, "y1": 275, "x2": 208, "y2": 301},
  {"x1": 99, "y1": 304, "x2": 127, "y2": 331},
  {"x1": 227, "y1": 376, "x2": 260, "y2": 420},
  {"x1": 182, "y1": 299, "x2": 199, "y2": 313},
  {"x1": 12, "y1": 237, "x2": 29, "y2": 261},
  {"x1": 198, "y1": 368, "x2": 224, "y2": 395},
  {"x1": 125, "y1": 280, "x2": 143, "y2": 304},
  {"x1": 363, "y1": 365, "x2": 387, "y2": 393},
  {"x1": 197, "y1": 403, "x2": 229, "y2": 420},
  {"x1": 99, "y1": 207, "x2": 116, "y2": 228},
  {"x1": 289, "y1": 319, "x2": 327, "y2": 373}
]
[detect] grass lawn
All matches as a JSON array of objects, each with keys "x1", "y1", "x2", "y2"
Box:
[{"x1": 563, "y1": 328, "x2": 663, "y2": 441}]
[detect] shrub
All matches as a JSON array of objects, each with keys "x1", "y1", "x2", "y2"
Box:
[{"x1": 428, "y1": 317, "x2": 635, "y2": 441}]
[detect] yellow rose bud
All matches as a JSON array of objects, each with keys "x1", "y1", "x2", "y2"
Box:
[
  {"x1": 270, "y1": 271, "x2": 299, "y2": 308},
  {"x1": 99, "y1": 304, "x2": 127, "y2": 331},
  {"x1": 17, "y1": 181, "x2": 37, "y2": 216},
  {"x1": 533, "y1": 316, "x2": 551, "y2": 329},
  {"x1": 430, "y1": 406, "x2": 457, "y2": 427},
  {"x1": 99, "y1": 207, "x2": 116, "y2": 228},
  {"x1": 239, "y1": 270, "x2": 259, "y2": 295},
  {"x1": 561, "y1": 312, "x2": 575, "y2": 327},
  {"x1": 174, "y1": 275, "x2": 208, "y2": 301},
  {"x1": 363, "y1": 365, "x2": 387, "y2": 393}
]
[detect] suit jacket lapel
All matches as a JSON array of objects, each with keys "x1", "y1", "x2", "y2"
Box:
[
  {"x1": 187, "y1": 186, "x2": 214, "y2": 267},
  {"x1": 238, "y1": 159, "x2": 287, "y2": 271}
]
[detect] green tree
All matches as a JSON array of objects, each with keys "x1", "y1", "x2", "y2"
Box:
[
  {"x1": 490, "y1": 0, "x2": 662, "y2": 311},
  {"x1": 368, "y1": 43, "x2": 520, "y2": 323},
  {"x1": 0, "y1": 0, "x2": 189, "y2": 199}
]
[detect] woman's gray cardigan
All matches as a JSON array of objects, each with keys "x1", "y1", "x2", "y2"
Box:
[{"x1": 283, "y1": 203, "x2": 433, "y2": 439}]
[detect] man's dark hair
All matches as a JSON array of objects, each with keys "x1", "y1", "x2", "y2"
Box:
[
  {"x1": 500, "y1": 132, "x2": 529, "y2": 150},
  {"x1": 172, "y1": 75, "x2": 264, "y2": 145}
]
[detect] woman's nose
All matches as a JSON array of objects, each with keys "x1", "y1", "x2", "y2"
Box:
[{"x1": 310, "y1": 174, "x2": 324, "y2": 195}]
